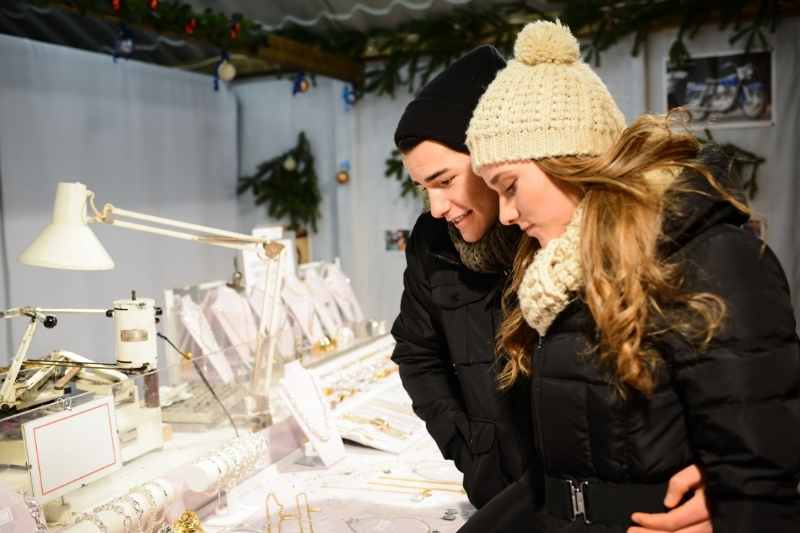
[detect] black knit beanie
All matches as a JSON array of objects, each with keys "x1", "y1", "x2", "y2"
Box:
[{"x1": 394, "y1": 45, "x2": 506, "y2": 154}]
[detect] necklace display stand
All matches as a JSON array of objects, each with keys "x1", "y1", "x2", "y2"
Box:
[
  {"x1": 279, "y1": 361, "x2": 345, "y2": 467},
  {"x1": 247, "y1": 286, "x2": 296, "y2": 361},
  {"x1": 302, "y1": 269, "x2": 344, "y2": 338},
  {"x1": 208, "y1": 286, "x2": 258, "y2": 366},
  {"x1": 282, "y1": 275, "x2": 326, "y2": 346},
  {"x1": 322, "y1": 264, "x2": 365, "y2": 323}
]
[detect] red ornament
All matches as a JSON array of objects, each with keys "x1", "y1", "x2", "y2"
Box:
[
  {"x1": 184, "y1": 18, "x2": 198, "y2": 35},
  {"x1": 229, "y1": 22, "x2": 241, "y2": 40},
  {"x1": 112, "y1": 0, "x2": 121, "y2": 13},
  {"x1": 149, "y1": 0, "x2": 158, "y2": 11}
]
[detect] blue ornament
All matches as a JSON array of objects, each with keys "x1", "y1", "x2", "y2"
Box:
[
  {"x1": 113, "y1": 25, "x2": 134, "y2": 63},
  {"x1": 341, "y1": 84, "x2": 357, "y2": 111}
]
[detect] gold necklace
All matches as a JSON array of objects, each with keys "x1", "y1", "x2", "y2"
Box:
[
  {"x1": 340, "y1": 414, "x2": 409, "y2": 439},
  {"x1": 295, "y1": 492, "x2": 319, "y2": 533},
  {"x1": 368, "y1": 480, "x2": 465, "y2": 495}
]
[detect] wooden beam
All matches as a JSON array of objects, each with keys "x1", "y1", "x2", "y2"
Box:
[{"x1": 260, "y1": 35, "x2": 362, "y2": 84}]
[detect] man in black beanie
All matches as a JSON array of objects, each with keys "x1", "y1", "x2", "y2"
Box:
[
  {"x1": 390, "y1": 45, "x2": 713, "y2": 532},
  {"x1": 391, "y1": 45, "x2": 530, "y2": 510}
]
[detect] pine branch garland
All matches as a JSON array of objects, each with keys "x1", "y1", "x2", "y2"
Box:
[{"x1": 237, "y1": 132, "x2": 321, "y2": 233}]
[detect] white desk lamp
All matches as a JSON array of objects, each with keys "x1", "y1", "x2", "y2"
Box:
[{"x1": 17, "y1": 182, "x2": 284, "y2": 422}]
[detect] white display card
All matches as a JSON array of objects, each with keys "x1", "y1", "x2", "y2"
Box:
[
  {"x1": 22, "y1": 396, "x2": 122, "y2": 501},
  {"x1": 279, "y1": 361, "x2": 345, "y2": 467}
]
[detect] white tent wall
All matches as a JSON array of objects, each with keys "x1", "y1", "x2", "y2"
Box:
[
  {"x1": 0, "y1": 35, "x2": 239, "y2": 364},
  {"x1": 645, "y1": 19, "x2": 800, "y2": 317},
  {"x1": 233, "y1": 77, "x2": 341, "y2": 263}
]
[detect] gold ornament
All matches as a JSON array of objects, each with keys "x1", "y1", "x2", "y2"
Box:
[
  {"x1": 173, "y1": 510, "x2": 204, "y2": 533},
  {"x1": 336, "y1": 170, "x2": 350, "y2": 185},
  {"x1": 335, "y1": 170, "x2": 350, "y2": 184}
]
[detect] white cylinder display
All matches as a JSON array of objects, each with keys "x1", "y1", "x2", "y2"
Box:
[{"x1": 113, "y1": 297, "x2": 158, "y2": 368}]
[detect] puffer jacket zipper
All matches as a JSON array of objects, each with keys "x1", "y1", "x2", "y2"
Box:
[{"x1": 532, "y1": 334, "x2": 547, "y2": 470}]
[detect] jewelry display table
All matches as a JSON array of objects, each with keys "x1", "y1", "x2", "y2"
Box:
[{"x1": 203, "y1": 434, "x2": 473, "y2": 533}]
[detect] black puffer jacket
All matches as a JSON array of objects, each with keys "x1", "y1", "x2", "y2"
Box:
[
  {"x1": 391, "y1": 213, "x2": 531, "y2": 508},
  {"x1": 461, "y1": 153, "x2": 800, "y2": 532}
]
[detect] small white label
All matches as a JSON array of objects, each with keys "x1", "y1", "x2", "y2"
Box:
[{"x1": 0, "y1": 508, "x2": 13, "y2": 526}]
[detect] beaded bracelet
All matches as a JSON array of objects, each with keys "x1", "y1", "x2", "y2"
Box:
[
  {"x1": 74, "y1": 512, "x2": 110, "y2": 533},
  {"x1": 120, "y1": 495, "x2": 145, "y2": 522},
  {"x1": 99, "y1": 502, "x2": 134, "y2": 533}
]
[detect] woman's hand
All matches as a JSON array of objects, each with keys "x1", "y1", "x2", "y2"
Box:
[{"x1": 628, "y1": 464, "x2": 711, "y2": 533}]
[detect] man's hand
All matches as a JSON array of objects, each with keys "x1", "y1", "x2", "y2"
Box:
[{"x1": 628, "y1": 464, "x2": 711, "y2": 533}]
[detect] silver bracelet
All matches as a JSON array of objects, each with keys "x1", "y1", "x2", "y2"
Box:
[
  {"x1": 99, "y1": 502, "x2": 134, "y2": 533},
  {"x1": 133, "y1": 485, "x2": 158, "y2": 532},
  {"x1": 74, "y1": 512, "x2": 110, "y2": 533},
  {"x1": 121, "y1": 495, "x2": 145, "y2": 522},
  {"x1": 143, "y1": 482, "x2": 169, "y2": 530},
  {"x1": 148, "y1": 480, "x2": 170, "y2": 502}
]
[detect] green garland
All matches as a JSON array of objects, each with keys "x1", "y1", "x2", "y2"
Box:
[
  {"x1": 40, "y1": 0, "x2": 267, "y2": 50},
  {"x1": 562, "y1": 0, "x2": 789, "y2": 67},
  {"x1": 277, "y1": 1, "x2": 548, "y2": 98},
  {"x1": 237, "y1": 132, "x2": 322, "y2": 233},
  {"x1": 35, "y1": 1, "x2": 790, "y2": 96},
  {"x1": 279, "y1": 1, "x2": 789, "y2": 97}
]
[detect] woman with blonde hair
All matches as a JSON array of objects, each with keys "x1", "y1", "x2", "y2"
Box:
[{"x1": 460, "y1": 20, "x2": 800, "y2": 533}]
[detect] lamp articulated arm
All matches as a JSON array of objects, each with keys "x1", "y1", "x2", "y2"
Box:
[
  {"x1": 18, "y1": 182, "x2": 286, "y2": 419},
  {"x1": 1, "y1": 310, "x2": 46, "y2": 409}
]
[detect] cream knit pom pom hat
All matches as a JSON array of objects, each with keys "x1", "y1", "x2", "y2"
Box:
[{"x1": 466, "y1": 20, "x2": 626, "y2": 170}]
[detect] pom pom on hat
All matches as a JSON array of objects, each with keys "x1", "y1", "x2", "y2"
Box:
[{"x1": 514, "y1": 20, "x2": 580, "y2": 66}]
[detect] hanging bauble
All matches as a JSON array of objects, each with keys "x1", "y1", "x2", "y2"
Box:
[
  {"x1": 292, "y1": 72, "x2": 310, "y2": 95},
  {"x1": 335, "y1": 170, "x2": 350, "y2": 185},
  {"x1": 217, "y1": 60, "x2": 236, "y2": 82},
  {"x1": 185, "y1": 18, "x2": 198, "y2": 34},
  {"x1": 112, "y1": 0, "x2": 121, "y2": 13},
  {"x1": 341, "y1": 84, "x2": 357, "y2": 111},
  {"x1": 112, "y1": 25, "x2": 134, "y2": 63},
  {"x1": 149, "y1": 0, "x2": 159, "y2": 11},
  {"x1": 283, "y1": 156, "x2": 297, "y2": 172},
  {"x1": 336, "y1": 160, "x2": 351, "y2": 185}
]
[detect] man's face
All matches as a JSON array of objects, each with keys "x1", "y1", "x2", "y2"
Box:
[{"x1": 402, "y1": 141, "x2": 499, "y2": 243}]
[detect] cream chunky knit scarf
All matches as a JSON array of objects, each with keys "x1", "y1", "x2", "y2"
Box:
[{"x1": 518, "y1": 204, "x2": 584, "y2": 336}]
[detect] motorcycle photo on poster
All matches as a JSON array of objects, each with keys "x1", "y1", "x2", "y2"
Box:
[{"x1": 667, "y1": 50, "x2": 774, "y2": 128}]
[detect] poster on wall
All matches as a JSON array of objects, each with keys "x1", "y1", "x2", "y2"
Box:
[
  {"x1": 385, "y1": 230, "x2": 409, "y2": 252},
  {"x1": 666, "y1": 49, "x2": 774, "y2": 128}
]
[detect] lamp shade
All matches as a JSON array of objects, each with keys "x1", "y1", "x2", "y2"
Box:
[{"x1": 19, "y1": 182, "x2": 114, "y2": 270}]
